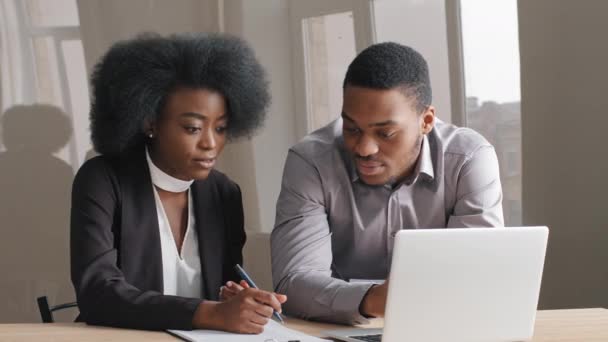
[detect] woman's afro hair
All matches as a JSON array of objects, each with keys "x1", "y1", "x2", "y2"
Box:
[{"x1": 90, "y1": 32, "x2": 270, "y2": 156}]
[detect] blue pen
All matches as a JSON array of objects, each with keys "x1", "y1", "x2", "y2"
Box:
[{"x1": 234, "y1": 264, "x2": 285, "y2": 324}]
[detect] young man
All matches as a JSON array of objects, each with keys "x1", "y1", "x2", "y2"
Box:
[{"x1": 271, "y1": 42, "x2": 504, "y2": 324}]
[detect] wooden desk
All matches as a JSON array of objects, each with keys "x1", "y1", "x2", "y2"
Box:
[
  {"x1": 285, "y1": 308, "x2": 608, "y2": 341},
  {"x1": 0, "y1": 308, "x2": 605, "y2": 341}
]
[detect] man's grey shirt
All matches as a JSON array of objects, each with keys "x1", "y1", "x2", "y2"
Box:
[{"x1": 271, "y1": 118, "x2": 504, "y2": 325}]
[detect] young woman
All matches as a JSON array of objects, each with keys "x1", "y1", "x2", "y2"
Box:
[{"x1": 70, "y1": 33, "x2": 285, "y2": 333}]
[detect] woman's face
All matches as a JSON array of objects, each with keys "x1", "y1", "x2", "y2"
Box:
[{"x1": 148, "y1": 87, "x2": 228, "y2": 181}]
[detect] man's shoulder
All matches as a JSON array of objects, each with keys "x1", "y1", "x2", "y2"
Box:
[
  {"x1": 289, "y1": 119, "x2": 343, "y2": 164},
  {"x1": 433, "y1": 119, "x2": 494, "y2": 158}
]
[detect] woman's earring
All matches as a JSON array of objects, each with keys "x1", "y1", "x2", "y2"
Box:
[{"x1": 148, "y1": 132, "x2": 154, "y2": 138}]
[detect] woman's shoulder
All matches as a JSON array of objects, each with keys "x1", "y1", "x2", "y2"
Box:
[
  {"x1": 72, "y1": 154, "x2": 133, "y2": 199},
  {"x1": 75, "y1": 154, "x2": 122, "y2": 181},
  {"x1": 202, "y1": 170, "x2": 244, "y2": 224},
  {"x1": 75, "y1": 149, "x2": 144, "y2": 180},
  {"x1": 204, "y1": 169, "x2": 242, "y2": 199}
]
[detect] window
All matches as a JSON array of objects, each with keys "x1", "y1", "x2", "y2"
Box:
[
  {"x1": 0, "y1": 0, "x2": 90, "y2": 169},
  {"x1": 0, "y1": 0, "x2": 87, "y2": 323},
  {"x1": 288, "y1": 0, "x2": 374, "y2": 139},
  {"x1": 459, "y1": 0, "x2": 522, "y2": 225},
  {"x1": 302, "y1": 11, "x2": 356, "y2": 132}
]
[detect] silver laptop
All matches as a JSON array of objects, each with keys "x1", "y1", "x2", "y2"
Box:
[{"x1": 324, "y1": 226, "x2": 548, "y2": 342}]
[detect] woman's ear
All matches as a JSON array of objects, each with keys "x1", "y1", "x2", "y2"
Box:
[
  {"x1": 421, "y1": 106, "x2": 435, "y2": 135},
  {"x1": 143, "y1": 120, "x2": 156, "y2": 138}
]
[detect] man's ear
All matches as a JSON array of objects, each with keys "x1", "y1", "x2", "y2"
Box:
[{"x1": 421, "y1": 106, "x2": 435, "y2": 135}]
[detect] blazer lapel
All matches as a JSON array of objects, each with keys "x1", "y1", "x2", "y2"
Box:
[
  {"x1": 117, "y1": 149, "x2": 164, "y2": 293},
  {"x1": 192, "y1": 174, "x2": 224, "y2": 300}
]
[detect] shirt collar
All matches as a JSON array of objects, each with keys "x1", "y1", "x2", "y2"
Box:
[
  {"x1": 413, "y1": 134, "x2": 435, "y2": 182},
  {"x1": 146, "y1": 147, "x2": 193, "y2": 193},
  {"x1": 344, "y1": 133, "x2": 435, "y2": 187}
]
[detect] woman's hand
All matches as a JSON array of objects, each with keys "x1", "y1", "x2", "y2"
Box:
[
  {"x1": 193, "y1": 288, "x2": 288, "y2": 334},
  {"x1": 219, "y1": 280, "x2": 250, "y2": 301}
]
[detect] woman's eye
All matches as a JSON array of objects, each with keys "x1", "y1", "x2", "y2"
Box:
[
  {"x1": 216, "y1": 125, "x2": 228, "y2": 133},
  {"x1": 379, "y1": 131, "x2": 396, "y2": 139},
  {"x1": 185, "y1": 126, "x2": 201, "y2": 134}
]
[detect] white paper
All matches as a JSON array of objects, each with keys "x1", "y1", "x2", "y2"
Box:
[{"x1": 168, "y1": 320, "x2": 329, "y2": 342}]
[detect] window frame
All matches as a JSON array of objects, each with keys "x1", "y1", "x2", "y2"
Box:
[{"x1": 288, "y1": 0, "x2": 375, "y2": 140}]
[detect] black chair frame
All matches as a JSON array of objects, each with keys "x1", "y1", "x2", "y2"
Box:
[{"x1": 37, "y1": 296, "x2": 78, "y2": 323}]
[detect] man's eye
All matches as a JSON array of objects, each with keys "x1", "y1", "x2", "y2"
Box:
[{"x1": 344, "y1": 127, "x2": 361, "y2": 134}]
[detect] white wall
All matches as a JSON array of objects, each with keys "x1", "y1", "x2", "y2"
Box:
[
  {"x1": 372, "y1": 0, "x2": 452, "y2": 123},
  {"x1": 78, "y1": 0, "x2": 219, "y2": 73},
  {"x1": 220, "y1": 0, "x2": 297, "y2": 289},
  {"x1": 220, "y1": 0, "x2": 297, "y2": 233},
  {"x1": 518, "y1": 0, "x2": 608, "y2": 309},
  {"x1": 242, "y1": 0, "x2": 297, "y2": 233}
]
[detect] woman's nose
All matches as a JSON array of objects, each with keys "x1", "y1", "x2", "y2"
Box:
[{"x1": 198, "y1": 129, "x2": 216, "y2": 150}]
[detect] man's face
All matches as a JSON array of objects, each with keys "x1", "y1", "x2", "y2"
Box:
[{"x1": 342, "y1": 86, "x2": 435, "y2": 186}]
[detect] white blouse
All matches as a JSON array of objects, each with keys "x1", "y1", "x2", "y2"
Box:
[{"x1": 146, "y1": 149, "x2": 202, "y2": 298}]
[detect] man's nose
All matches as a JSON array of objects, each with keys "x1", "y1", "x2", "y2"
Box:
[{"x1": 354, "y1": 134, "x2": 379, "y2": 157}]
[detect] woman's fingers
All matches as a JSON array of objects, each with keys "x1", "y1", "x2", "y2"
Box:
[
  {"x1": 248, "y1": 310, "x2": 271, "y2": 325},
  {"x1": 226, "y1": 281, "x2": 245, "y2": 291},
  {"x1": 273, "y1": 293, "x2": 287, "y2": 303},
  {"x1": 220, "y1": 284, "x2": 243, "y2": 301},
  {"x1": 243, "y1": 321, "x2": 265, "y2": 334},
  {"x1": 253, "y1": 302, "x2": 274, "y2": 318},
  {"x1": 250, "y1": 289, "x2": 283, "y2": 313},
  {"x1": 221, "y1": 281, "x2": 246, "y2": 300}
]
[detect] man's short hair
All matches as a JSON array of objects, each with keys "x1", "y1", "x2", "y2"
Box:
[{"x1": 343, "y1": 42, "x2": 432, "y2": 113}]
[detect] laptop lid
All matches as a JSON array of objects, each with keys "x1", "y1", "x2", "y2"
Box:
[{"x1": 382, "y1": 226, "x2": 548, "y2": 342}]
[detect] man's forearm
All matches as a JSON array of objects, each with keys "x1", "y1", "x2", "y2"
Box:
[{"x1": 276, "y1": 271, "x2": 373, "y2": 325}]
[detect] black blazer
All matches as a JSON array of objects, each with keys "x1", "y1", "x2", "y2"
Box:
[{"x1": 70, "y1": 148, "x2": 246, "y2": 330}]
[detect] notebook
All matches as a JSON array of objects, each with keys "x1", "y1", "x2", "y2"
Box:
[{"x1": 168, "y1": 320, "x2": 329, "y2": 342}]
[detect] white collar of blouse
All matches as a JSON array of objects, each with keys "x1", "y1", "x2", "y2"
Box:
[{"x1": 145, "y1": 147, "x2": 193, "y2": 193}]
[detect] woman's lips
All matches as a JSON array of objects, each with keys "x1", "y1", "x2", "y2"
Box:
[{"x1": 194, "y1": 158, "x2": 216, "y2": 169}]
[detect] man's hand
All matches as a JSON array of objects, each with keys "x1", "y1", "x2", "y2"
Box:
[
  {"x1": 194, "y1": 288, "x2": 287, "y2": 334},
  {"x1": 360, "y1": 279, "x2": 389, "y2": 318}
]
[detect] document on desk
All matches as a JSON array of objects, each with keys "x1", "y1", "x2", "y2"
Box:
[{"x1": 168, "y1": 320, "x2": 329, "y2": 342}]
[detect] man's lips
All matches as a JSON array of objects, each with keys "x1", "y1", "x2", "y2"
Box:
[{"x1": 356, "y1": 159, "x2": 384, "y2": 176}]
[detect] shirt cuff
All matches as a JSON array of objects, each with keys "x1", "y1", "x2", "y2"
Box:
[
  {"x1": 332, "y1": 282, "x2": 375, "y2": 325},
  {"x1": 171, "y1": 297, "x2": 204, "y2": 330}
]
